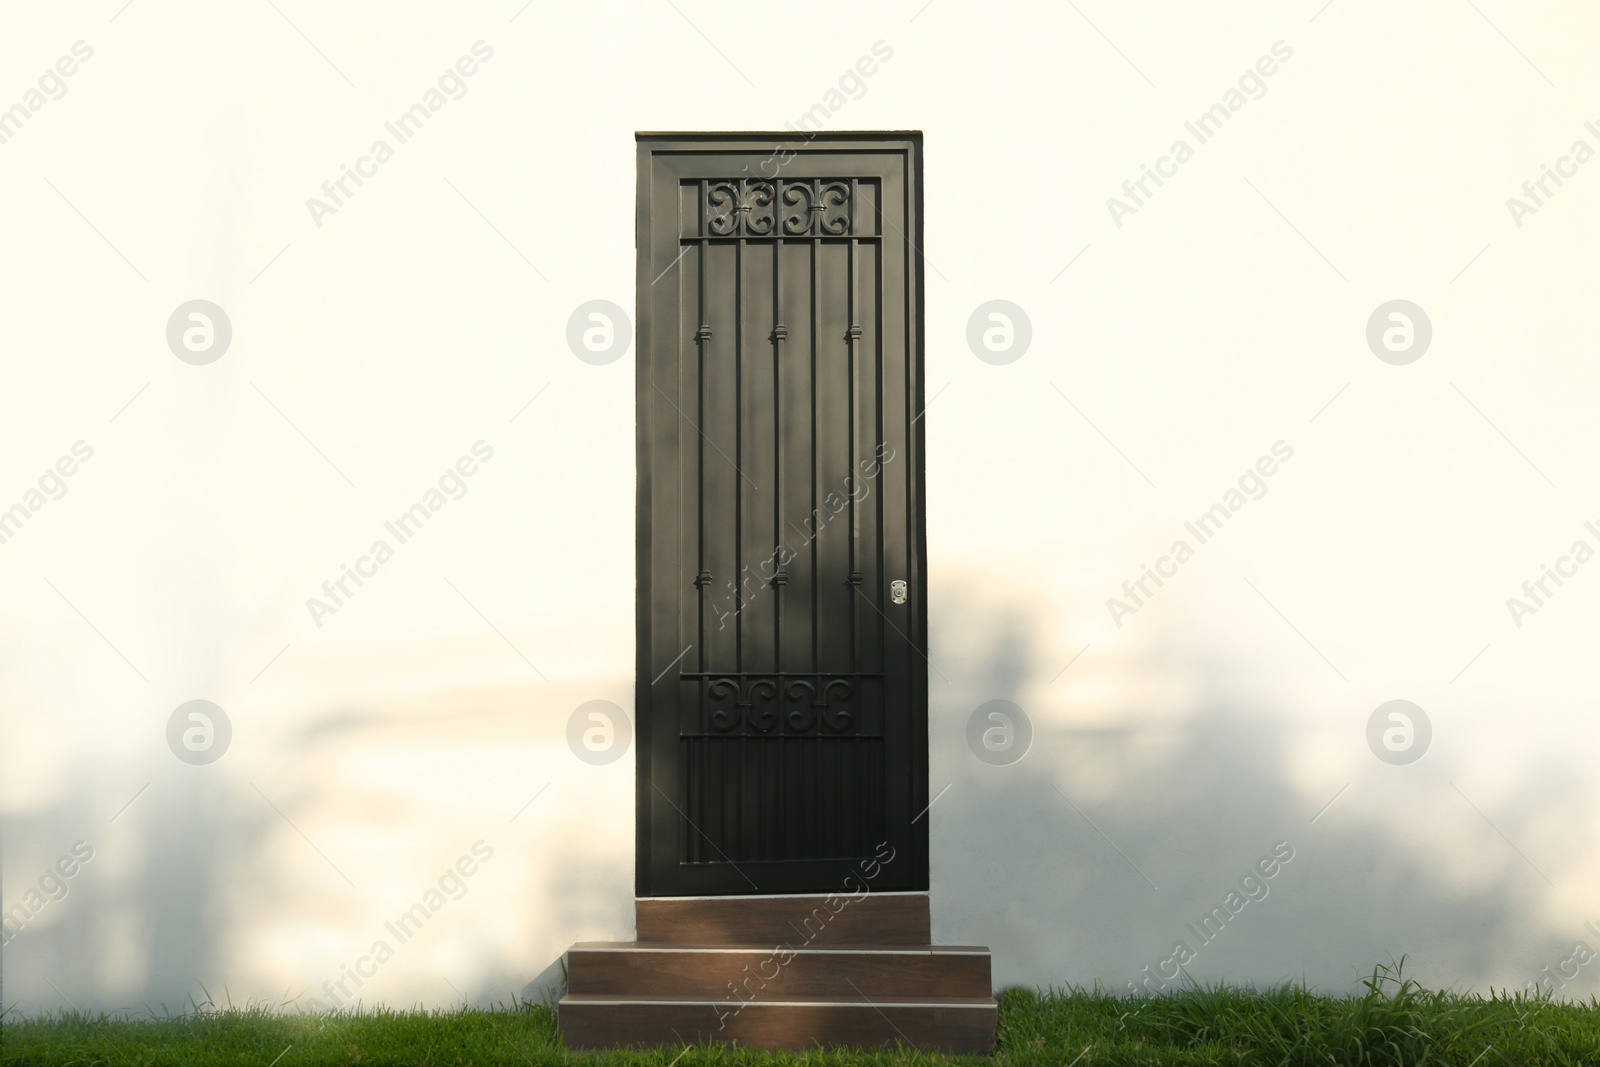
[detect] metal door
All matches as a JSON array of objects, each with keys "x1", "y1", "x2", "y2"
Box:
[{"x1": 635, "y1": 133, "x2": 926, "y2": 896}]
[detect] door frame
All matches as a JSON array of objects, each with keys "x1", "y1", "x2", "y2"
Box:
[{"x1": 633, "y1": 132, "x2": 927, "y2": 898}]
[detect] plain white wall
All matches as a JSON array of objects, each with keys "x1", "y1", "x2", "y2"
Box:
[{"x1": 3, "y1": 0, "x2": 1598, "y2": 1014}]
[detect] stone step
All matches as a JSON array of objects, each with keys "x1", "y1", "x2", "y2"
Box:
[
  {"x1": 635, "y1": 893, "x2": 930, "y2": 945},
  {"x1": 567, "y1": 941, "x2": 991, "y2": 998},
  {"x1": 558, "y1": 994, "x2": 998, "y2": 1053}
]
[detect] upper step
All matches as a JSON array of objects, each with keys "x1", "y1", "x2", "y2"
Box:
[
  {"x1": 568, "y1": 941, "x2": 991, "y2": 998},
  {"x1": 636, "y1": 892, "x2": 930, "y2": 945}
]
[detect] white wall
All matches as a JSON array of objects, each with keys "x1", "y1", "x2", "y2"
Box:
[{"x1": 3, "y1": 0, "x2": 1598, "y2": 1014}]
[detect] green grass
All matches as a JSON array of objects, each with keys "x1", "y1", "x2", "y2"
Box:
[{"x1": 4, "y1": 965, "x2": 1599, "y2": 1066}]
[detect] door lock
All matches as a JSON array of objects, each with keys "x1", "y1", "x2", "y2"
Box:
[{"x1": 890, "y1": 579, "x2": 907, "y2": 604}]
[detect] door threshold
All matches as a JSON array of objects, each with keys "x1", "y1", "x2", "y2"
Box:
[{"x1": 640, "y1": 889, "x2": 928, "y2": 901}]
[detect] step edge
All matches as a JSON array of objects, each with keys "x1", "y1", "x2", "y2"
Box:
[
  {"x1": 639, "y1": 891, "x2": 928, "y2": 901},
  {"x1": 570, "y1": 943, "x2": 990, "y2": 954},
  {"x1": 561, "y1": 996, "x2": 997, "y2": 1007}
]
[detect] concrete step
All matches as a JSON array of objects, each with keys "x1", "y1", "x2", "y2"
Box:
[
  {"x1": 567, "y1": 941, "x2": 991, "y2": 998},
  {"x1": 558, "y1": 993, "x2": 998, "y2": 1052}
]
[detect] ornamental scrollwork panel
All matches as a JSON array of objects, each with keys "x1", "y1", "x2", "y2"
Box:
[
  {"x1": 700, "y1": 178, "x2": 863, "y2": 238},
  {"x1": 699, "y1": 674, "x2": 858, "y2": 734},
  {"x1": 707, "y1": 179, "x2": 776, "y2": 236}
]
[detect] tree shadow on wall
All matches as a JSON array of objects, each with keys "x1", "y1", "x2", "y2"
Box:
[
  {"x1": 2, "y1": 760, "x2": 259, "y2": 1016},
  {"x1": 925, "y1": 576, "x2": 1587, "y2": 998}
]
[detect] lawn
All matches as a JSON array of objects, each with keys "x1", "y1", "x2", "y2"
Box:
[{"x1": 4, "y1": 965, "x2": 1598, "y2": 1066}]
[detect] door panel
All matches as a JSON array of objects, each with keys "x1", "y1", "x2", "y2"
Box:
[{"x1": 636, "y1": 135, "x2": 926, "y2": 896}]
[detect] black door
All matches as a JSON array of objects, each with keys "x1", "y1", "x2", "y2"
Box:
[{"x1": 635, "y1": 134, "x2": 927, "y2": 896}]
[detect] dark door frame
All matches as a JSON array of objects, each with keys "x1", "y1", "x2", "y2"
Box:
[{"x1": 634, "y1": 132, "x2": 927, "y2": 898}]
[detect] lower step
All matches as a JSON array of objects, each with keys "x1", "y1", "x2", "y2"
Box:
[
  {"x1": 558, "y1": 994, "x2": 997, "y2": 1053},
  {"x1": 567, "y1": 942, "x2": 991, "y2": 997}
]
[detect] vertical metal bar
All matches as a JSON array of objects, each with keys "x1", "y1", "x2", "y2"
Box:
[
  {"x1": 848, "y1": 213, "x2": 859, "y2": 684},
  {"x1": 772, "y1": 240, "x2": 784, "y2": 859},
  {"x1": 696, "y1": 184, "x2": 708, "y2": 680},
  {"x1": 810, "y1": 229, "x2": 824, "y2": 864},
  {"x1": 735, "y1": 234, "x2": 745, "y2": 859},
  {"x1": 852, "y1": 736, "x2": 861, "y2": 856},
  {"x1": 736, "y1": 236, "x2": 745, "y2": 680},
  {"x1": 696, "y1": 181, "x2": 709, "y2": 842},
  {"x1": 809, "y1": 238, "x2": 819, "y2": 680},
  {"x1": 854, "y1": 737, "x2": 862, "y2": 856},
  {"x1": 773, "y1": 242, "x2": 783, "y2": 682},
  {"x1": 875, "y1": 231, "x2": 887, "y2": 671}
]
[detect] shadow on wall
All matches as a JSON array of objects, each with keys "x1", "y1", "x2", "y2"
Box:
[
  {"x1": 255, "y1": 689, "x2": 635, "y2": 1013},
  {"x1": 2, "y1": 761, "x2": 259, "y2": 1016},
  {"x1": 516, "y1": 826, "x2": 634, "y2": 1007},
  {"x1": 2, "y1": 675, "x2": 634, "y2": 1016},
  {"x1": 926, "y1": 574, "x2": 1589, "y2": 999},
  {"x1": 5, "y1": 574, "x2": 1593, "y2": 1012}
]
